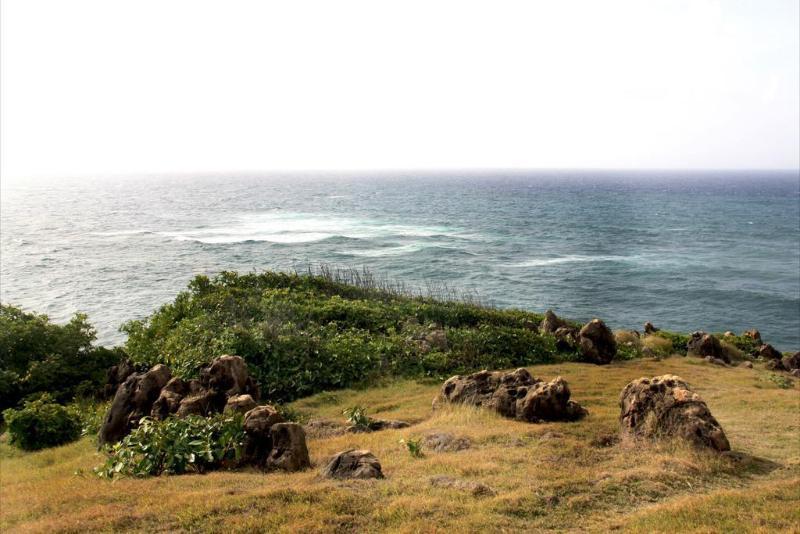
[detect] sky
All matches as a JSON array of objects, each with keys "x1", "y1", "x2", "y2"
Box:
[{"x1": 1, "y1": 0, "x2": 798, "y2": 180}]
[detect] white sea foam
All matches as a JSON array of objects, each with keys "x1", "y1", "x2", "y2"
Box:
[
  {"x1": 159, "y1": 212, "x2": 465, "y2": 244},
  {"x1": 512, "y1": 255, "x2": 630, "y2": 267}
]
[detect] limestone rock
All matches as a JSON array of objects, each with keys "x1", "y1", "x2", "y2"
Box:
[
  {"x1": 151, "y1": 377, "x2": 190, "y2": 420},
  {"x1": 321, "y1": 449, "x2": 384, "y2": 479},
  {"x1": 619, "y1": 375, "x2": 730, "y2": 451},
  {"x1": 200, "y1": 354, "x2": 260, "y2": 400},
  {"x1": 743, "y1": 329, "x2": 762, "y2": 343},
  {"x1": 99, "y1": 364, "x2": 171, "y2": 445},
  {"x1": 429, "y1": 475, "x2": 494, "y2": 497},
  {"x1": 782, "y1": 352, "x2": 800, "y2": 371},
  {"x1": 103, "y1": 359, "x2": 135, "y2": 399},
  {"x1": 224, "y1": 394, "x2": 258, "y2": 414},
  {"x1": 266, "y1": 422, "x2": 310, "y2": 472},
  {"x1": 578, "y1": 319, "x2": 617, "y2": 364},
  {"x1": 687, "y1": 332, "x2": 728, "y2": 363},
  {"x1": 422, "y1": 432, "x2": 471, "y2": 452},
  {"x1": 757, "y1": 344, "x2": 783, "y2": 361},
  {"x1": 242, "y1": 405, "x2": 285, "y2": 466},
  {"x1": 540, "y1": 309, "x2": 567, "y2": 334}
]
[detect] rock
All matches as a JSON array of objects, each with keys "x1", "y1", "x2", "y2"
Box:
[
  {"x1": 644, "y1": 321, "x2": 659, "y2": 334},
  {"x1": 723, "y1": 331, "x2": 735, "y2": 337},
  {"x1": 425, "y1": 329, "x2": 448, "y2": 351},
  {"x1": 421, "y1": 432, "x2": 471, "y2": 452},
  {"x1": 429, "y1": 475, "x2": 495, "y2": 497},
  {"x1": 540, "y1": 309, "x2": 568, "y2": 334},
  {"x1": 687, "y1": 332, "x2": 728, "y2": 363},
  {"x1": 738, "y1": 361, "x2": 754, "y2": 369},
  {"x1": 434, "y1": 368, "x2": 587, "y2": 422},
  {"x1": 578, "y1": 319, "x2": 617, "y2": 364},
  {"x1": 242, "y1": 405, "x2": 285, "y2": 466},
  {"x1": 791, "y1": 369, "x2": 800, "y2": 378},
  {"x1": 200, "y1": 355, "x2": 259, "y2": 400},
  {"x1": 99, "y1": 364, "x2": 171, "y2": 445},
  {"x1": 176, "y1": 389, "x2": 225, "y2": 417},
  {"x1": 743, "y1": 329, "x2": 762, "y2": 343},
  {"x1": 704, "y1": 356, "x2": 728, "y2": 367},
  {"x1": 515, "y1": 377, "x2": 588, "y2": 423},
  {"x1": 757, "y1": 344, "x2": 783, "y2": 361},
  {"x1": 303, "y1": 419, "x2": 347, "y2": 439},
  {"x1": 363, "y1": 419, "x2": 410, "y2": 432},
  {"x1": 266, "y1": 423, "x2": 310, "y2": 472},
  {"x1": 321, "y1": 449, "x2": 384, "y2": 479},
  {"x1": 224, "y1": 394, "x2": 258, "y2": 414},
  {"x1": 619, "y1": 375, "x2": 730, "y2": 451},
  {"x1": 764, "y1": 359, "x2": 786, "y2": 371},
  {"x1": 782, "y1": 352, "x2": 800, "y2": 371},
  {"x1": 151, "y1": 377, "x2": 190, "y2": 419},
  {"x1": 553, "y1": 326, "x2": 579, "y2": 351},
  {"x1": 103, "y1": 359, "x2": 135, "y2": 399}
]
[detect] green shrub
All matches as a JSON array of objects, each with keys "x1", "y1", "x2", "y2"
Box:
[
  {"x1": 400, "y1": 438, "x2": 424, "y2": 458},
  {"x1": 652, "y1": 330, "x2": 690, "y2": 355},
  {"x1": 95, "y1": 413, "x2": 245, "y2": 478},
  {"x1": 343, "y1": 405, "x2": 371, "y2": 430},
  {"x1": 3, "y1": 395, "x2": 82, "y2": 450}
]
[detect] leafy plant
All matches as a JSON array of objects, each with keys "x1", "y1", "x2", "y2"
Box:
[
  {"x1": 95, "y1": 413, "x2": 245, "y2": 478},
  {"x1": 343, "y1": 405, "x2": 371, "y2": 430},
  {"x1": 399, "y1": 438, "x2": 424, "y2": 458},
  {"x1": 3, "y1": 394, "x2": 82, "y2": 450}
]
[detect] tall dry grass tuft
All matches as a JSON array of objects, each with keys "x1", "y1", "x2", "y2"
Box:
[{"x1": 642, "y1": 335, "x2": 674, "y2": 357}]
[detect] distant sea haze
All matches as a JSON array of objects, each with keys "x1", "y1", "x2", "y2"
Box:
[{"x1": 2, "y1": 171, "x2": 799, "y2": 350}]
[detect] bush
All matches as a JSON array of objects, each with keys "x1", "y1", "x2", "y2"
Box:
[
  {"x1": 0, "y1": 305, "x2": 121, "y2": 411},
  {"x1": 652, "y1": 330, "x2": 690, "y2": 355},
  {"x1": 96, "y1": 413, "x2": 245, "y2": 478},
  {"x1": 642, "y1": 335, "x2": 674, "y2": 357},
  {"x1": 3, "y1": 395, "x2": 82, "y2": 450}
]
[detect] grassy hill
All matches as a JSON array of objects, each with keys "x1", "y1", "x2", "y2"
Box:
[{"x1": 2, "y1": 357, "x2": 798, "y2": 533}]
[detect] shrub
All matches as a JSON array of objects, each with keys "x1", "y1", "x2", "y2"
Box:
[
  {"x1": 400, "y1": 438, "x2": 424, "y2": 458},
  {"x1": 3, "y1": 395, "x2": 82, "y2": 450},
  {"x1": 719, "y1": 340, "x2": 745, "y2": 362},
  {"x1": 343, "y1": 405, "x2": 371, "y2": 430},
  {"x1": 96, "y1": 413, "x2": 245, "y2": 478},
  {"x1": 614, "y1": 330, "x2": 642, "y2": 360},
  {"x1": 652, "y1": 330, "x2": 690, "y2": 355},
  {"x1": 643, "y1": 335, "x2": 674, "y2": 357}
]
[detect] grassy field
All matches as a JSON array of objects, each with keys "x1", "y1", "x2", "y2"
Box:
[{"x1": 1, "y1": 356, "x2": 798, "y2": 533}]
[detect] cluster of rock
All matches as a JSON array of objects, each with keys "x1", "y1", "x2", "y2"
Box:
[
  {"x1": 433, "y1": 368, "x2": 587, "y2": 423},
  {"x1": 99, "y1": 355, "x2": 310, "y2": 472},
  {"x1": 683, "y1": 327, "x2": 800, "y2": 375},
  {"x1": 539, "y1": 310, "x2": 617, "y2": 365},
  {"x1": 619, "y1": 374, "x2": 730, "y2": 451}
]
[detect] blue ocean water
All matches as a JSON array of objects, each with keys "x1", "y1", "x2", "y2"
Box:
[{"x1": 1, "y1": 171, "x2": 799, "y2": 350}]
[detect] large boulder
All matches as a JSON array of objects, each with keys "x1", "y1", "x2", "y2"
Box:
[
  {"x1": 578, "y1": 319, "x2": 617, "y2": 364},
  {"x1": 782, "y1": 352, "x2": 800, "y2": 372},
  {"x1": 176, "y1": 389, "x2": 225, "y2": 417},
  {"x1": 644, "y1": 321, "x2": 659, "y2": 334},
  {"x1": 224, "y1": 394, "x2": 258, "y2": 414},
  {"x1": 434, "y1": 368, "x2": 587, "y2": 422},
  {"x1": 200, "y1": 355, "x2": 260, "y2": 400},
  {"x1": 321, "y1": 449, "x2": 384, "y2": 479},
  {"x1": 99, "y1": 364, "x2": 171, "y2": 445},
  {"x1": 539, "y1": 309, "x2": 567, "y2": 334},
  {"x1": 619, "y1": 375, "x2": 730, "y2": 451},
  {"x1": 151, "y1": 377, "x2": 190, "y2": 420},
  {"x1": 687, "y1": 332, "x2": 728, "y2": 363},
  {"x1": 242, "y1": 405, "x2": 285, "y2": 466},
  {"x1": 266, "y1": 422, "x2": 311, "y2": 472},
  {"x1": 757, "y1": 344, "x2": 783, "y2": 361},
  {"x1": 103, "y1": 359, "x2": 136, "y2": 399},
  {"x1": 743, "y1": 329, "x2": 762, "y2": 344}
]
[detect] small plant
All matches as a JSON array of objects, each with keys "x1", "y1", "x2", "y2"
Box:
[
  {"x1": 95, "y1": 413, "x2": 245, "y2": 478},
  {"x1": 276, "y1": 404, "x2": 306, "y2": 423},
  {"x1": 400, "y1": 438, "x2": 424, "y2": 458},
  {"x1": 2, "y1": 394, "x2": 82, "y2": 450},
  {"x1": 761, "y1": 373, "x2": 793, "y2": 390},
  {"x1": 343, "y1": 405, "x2": 371, "y2": 430}
]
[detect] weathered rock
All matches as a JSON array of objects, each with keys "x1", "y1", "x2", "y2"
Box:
[
  {"x1": 176, "y1": 389, "x2": 225, "y2": 417},
  {"x1": 303, "y1": 419, "x2": 347, "y2": 439},
  {"x1": 723, "y1": 331, "x2": 735, "y2": 337},
  {"x1": 782, "y1": 352, "x2": 800, "y2": 371},
  {"x1": 151, "y1": 377, "x2": 190, "y2": 419},
  {"x1": 224, "y1": 394, "x2": 258, "y2": 414},
  {"x1": 757, "y1": 344, "x2": 783, "y2": 361},
  {"x1": 578, "y1": 319, "x2": 617, "y2": 364},
  {"x1": 554, "y1": 326, "x2": 579, "y2": 351},
  {"x1": 362, "y1": 419, "x2": 411, "y2": 432},
  {"x1": 266, "y1": 422, "x2": 310, "y2": 472},
  {"x1": 540, "y1": 309, "x2": 567, "y2": 334},
  {"x1": 738, "y1": 361, "x2": 754, "y2": 369},
  {"x1": 764, "y1": 359, "x2": 786, "y2": 371},
  {"x1": 321, "y1": 449, "x2": 384, "y2": 479},
  {"x1": 200, "y1": 355, "x2": 259, "y2": 400},
  {"x1": 435, "y1": 368, "x2": 587, "y2": 422},
  {"x1": 242, "y1": 405, "x2": 285, "y2": 466},
  {"x1": 429, "y1": 475, "x2": 495, "y2": 497},
  {"x1": 644, "y1": 321, "x2": 659, "y2": 334},
  {"x1": 422, "y1": 431, "x2": 471, "y2": 452},
  {"x1": 743, "y1": 329, "x2": 762, "y2": 343},
  {"x1": 791, "y1": 369, "x2": 800, "y2": 378},
  {"x1": 103, "y1": 359, "x2": 136, "y2": 399},
  {"x1": 687, "y1": 332, "x2": 728, "y2": 363},
  {"x1": 619, "y1": 375, "x2": 730, "y2": 451},
  {"x1": 99, "y1": 364, "x2": 171, "y2": 445}
]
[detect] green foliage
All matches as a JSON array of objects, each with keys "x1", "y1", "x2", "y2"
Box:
[
  {"x1": 399, "y1": 438, "x2": 424, "y2": 458},
  {"x1": 760, "y1": 373, "x2": 793, "y2": 390},
  {"x1": 121, "y1": 271, "x2": 565, "y2": 402},
  {"x1": 343, "y1": 405, "x2": 371, "y2": 430},
  {"x1": 95, "y1": 413, "x2": 245, "y2": 478},
  {"x1": 68, "y1": 398, "x2": 110, "y2": 436},
  {"x1": 653, "y1": 330, "x2": 690, "y2": 355},
  {"x1": 2, "y1": 395, "x2": 81, "y2": 450},
  {"x1": 0, "y1": 304, "x2": 122, "y2": 411}
]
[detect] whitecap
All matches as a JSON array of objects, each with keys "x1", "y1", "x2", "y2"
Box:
[{"x1": 512, "y1": 255, "x2": 630, "y2": 267}]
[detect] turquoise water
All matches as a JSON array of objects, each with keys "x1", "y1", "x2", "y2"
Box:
[{"x1": 1, "y1": 171, "x2": 799, "y2": 349}]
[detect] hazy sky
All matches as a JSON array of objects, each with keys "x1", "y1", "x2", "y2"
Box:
[{"x1": 1, "y1": 0, "x2": 798, "y2": 179}]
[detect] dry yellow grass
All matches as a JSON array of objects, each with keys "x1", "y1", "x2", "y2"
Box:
[
  {"x1": 2, "y1": 357, "x2": 798, "y2": 533},
  {"x1": 642, "y1": 334, "x2": 675, "y2": 357}
]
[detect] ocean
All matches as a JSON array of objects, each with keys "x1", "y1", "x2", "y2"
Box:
[{"x1": 1, "y1": 171, "x2": 799, "y2": 350}]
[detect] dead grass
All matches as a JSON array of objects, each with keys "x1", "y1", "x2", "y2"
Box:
[
  {"x1": 642, "y1": 334, "x2": 674, "y2": 357},
  {"x1": 1, "y1": 358, "x2": 798, "y2": 533}
]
